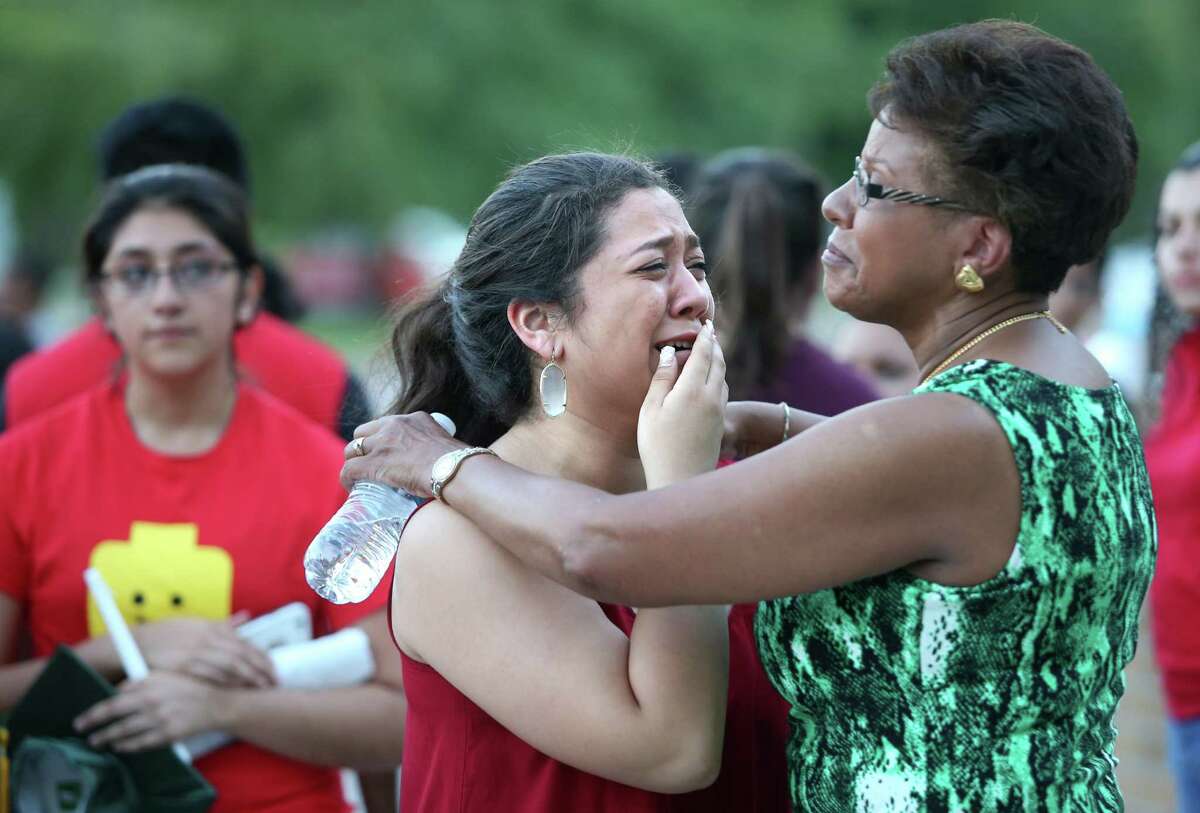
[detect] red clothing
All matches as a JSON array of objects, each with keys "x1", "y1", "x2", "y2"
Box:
[
  {"x1": 0, "y1": 381, "x2": 387, "y2": 812},
  {"x1": 610, "y1": 604, "x2": 792, "y2": 812},
  {"x1": 3, "y1": 314, "x2": 350, "y2": 436},
  {"x1": 1146, "y1": 327, "x2": 1200, "y2": 720},
  {"x1": 399, "y1": 602, "x2": 790, "y2": 812}
]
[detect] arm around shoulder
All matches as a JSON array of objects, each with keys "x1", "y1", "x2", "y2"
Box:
[{"x1": 561, "y1": 392, "x2": 1018, "y2": 605}]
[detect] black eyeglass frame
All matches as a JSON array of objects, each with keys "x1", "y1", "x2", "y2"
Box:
[
  {"x1": 99, "y1": 258, "x2": 240, "y2": 297},
  {"x1": 853, "y1": 156, "x2": 973, "y2": 212}
]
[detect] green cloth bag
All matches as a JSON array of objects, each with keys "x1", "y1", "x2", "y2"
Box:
[{"x1": 2, "y1": 647, "x2": 215, "y2": 813}]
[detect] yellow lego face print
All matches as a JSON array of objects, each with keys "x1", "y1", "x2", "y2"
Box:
[{"x1": 87, "y1": 521, "x2": 234, "y2": 635}]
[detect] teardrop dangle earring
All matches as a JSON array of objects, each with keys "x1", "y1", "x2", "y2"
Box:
[{"x1": 539, "y1": 350, "x2": 567, "y2": 418}]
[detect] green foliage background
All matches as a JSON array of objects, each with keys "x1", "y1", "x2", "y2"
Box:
[{"x1": 1, "y1": 0, "x2": 1198, "y2": 255}]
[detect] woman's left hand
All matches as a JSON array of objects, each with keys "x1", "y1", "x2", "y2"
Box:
[
  {"x1": 340, "y1": 412, "x2": 465, "y2": 496},
  {"x1": 73, "y1": 671, "x2": 228, "y2": 753}
]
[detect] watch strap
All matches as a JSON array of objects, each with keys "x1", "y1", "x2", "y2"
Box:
[{"x1": 431, "y1": 447, "x2": 498, "y2": 501}]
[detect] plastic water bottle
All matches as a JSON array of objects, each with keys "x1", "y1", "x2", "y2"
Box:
[{"x1": 305, "y1": 413, "x2": 456, "y2": 604}]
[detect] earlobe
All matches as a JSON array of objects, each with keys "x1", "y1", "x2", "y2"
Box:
[
  {"x1": 236, "y1": 266, "x2": 265, "y2": 327},
  {"x1": 93, "y1": 297, "x2": 115, "y2": 336}
]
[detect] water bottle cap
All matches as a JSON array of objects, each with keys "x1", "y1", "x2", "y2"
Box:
[{"x1": 431, "y1": 412, "x2": 456, "y2": 437}]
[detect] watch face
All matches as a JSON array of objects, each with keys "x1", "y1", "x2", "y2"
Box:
[{"x1": 432, "y1": 452, "x2": 459, "y2": 482}]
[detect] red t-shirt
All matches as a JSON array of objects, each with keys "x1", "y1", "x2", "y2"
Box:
[
  {"x1": 0, "y1": 381, "x2": 387, "y2": 812},
  {"x1": 3, "y1": 314, "x2": 350, "y2": 436},
  {"x1": 398, "y1": 602, "x2": 790, "y2": 812},
  {"x1": 1145, "y1": 327, "x2": 1200, "y2": 720}
]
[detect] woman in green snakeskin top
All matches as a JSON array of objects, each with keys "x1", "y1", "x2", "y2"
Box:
[{"x1": 345, "y1": 20, "x2": 1154, "y2": 812}]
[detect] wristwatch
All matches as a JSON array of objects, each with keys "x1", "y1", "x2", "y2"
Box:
[{"x1": 430, "y1": 447, "x2": 498, "y2": 501}]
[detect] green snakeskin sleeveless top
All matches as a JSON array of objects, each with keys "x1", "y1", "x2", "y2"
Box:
[{"x1": 755, "y1": 359, "x2": 1156, "y2": 812}]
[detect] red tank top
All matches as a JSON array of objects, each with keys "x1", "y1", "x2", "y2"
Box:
[{"x1": 396, "y1": 601, "x2": 790, "y2": 812}]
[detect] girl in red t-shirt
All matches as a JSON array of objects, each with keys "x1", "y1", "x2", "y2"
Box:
[
  {"x1": 0, "y1": 165, "x2": 404, "y2": 812},
  {"x1": 379, "y1": 153, "x2": 789, "y2": 811}
]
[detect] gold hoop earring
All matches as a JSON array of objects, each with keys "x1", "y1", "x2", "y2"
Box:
[
  {"x1": 539, "y1": 351, "x2": 567, "y2": 418},
  {"x1": 955, "y1": 264, "x2": 984, "y2": 293}
]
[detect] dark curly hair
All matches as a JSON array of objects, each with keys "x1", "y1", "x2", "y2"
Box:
[{"x1": 868, "y1": 20, "x2": 1138, "y2": 295}]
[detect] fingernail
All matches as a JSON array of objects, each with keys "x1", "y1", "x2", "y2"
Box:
[{"x1": 659, "y1": 346, "x2": 676, "y2": 366}]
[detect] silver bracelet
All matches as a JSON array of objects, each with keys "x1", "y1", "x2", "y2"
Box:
[{"x1": 779, "y1": 401, "x2": 790, "y2": 443}]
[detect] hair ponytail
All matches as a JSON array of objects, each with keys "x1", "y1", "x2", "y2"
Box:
[
  {"x1": 714, "y1": 174, "x2": 790, "y2": 398},
  {"x1": 387, "y1": 283, "x2": 505, "y2": 446},
  {"x1": 690, "y1": 149, "x2": 825, "y2": 399}
]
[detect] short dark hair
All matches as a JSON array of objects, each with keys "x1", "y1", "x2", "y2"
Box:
[
  {"x1": 868, "y1": 20, "x2": 1138, "y2": 294},
  {"x1": 82, "y1": 164, "x2": 256, "y2": 287},
  {"x1": 388, "y1": 152, "x2": 670, "y2": 445},
  {"x1": 689, "y1": 148, "x2": 825, "y2": 398},
  {"x1": 97, "y1": 97, "x2": 249, "y2": 191}
]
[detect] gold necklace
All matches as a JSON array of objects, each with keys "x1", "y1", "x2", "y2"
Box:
[{"x1": 920, "y1": 310, "x2": 1068, "y2": 385}]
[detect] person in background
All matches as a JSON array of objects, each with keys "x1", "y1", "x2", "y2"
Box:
[
  {"x1": 1144, "y1": 140, "x2": 1200, "y2": 813},
  {"x1": 0, "y1": 248, "x2": 55, "y2": 348},
  {"x1": 688, "y1": 148, "x2": 878, "y2": 412},
  {"x1": 0, "y1": 318, "x2": 32, "y2": 382},
  {"x1": 0, "y1": 165, "x2": 404, "y2": 812},
  {"x1": 1, "y1": 96, "x2": 370, "y2": 439},
  {"x1": 1049, "y1": 249, "x2": 1107, "y2": 338},
  {"x1": 348, "y1": 21, "x2": 1152, "y2": 811},
  {"x1": 832, "y1": 318, "x2": 920, "y2": 398},
  {"x1": 654, "y1": 150, "x2": 703, "y2": 200}
]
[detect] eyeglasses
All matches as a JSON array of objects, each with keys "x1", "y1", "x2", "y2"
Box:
[
  {"x1": 100, "y1": 257, "x2": 239, "y2": 297},
  {"x1": 852, "y1": 156, "x2": 971, "y2": 212}
]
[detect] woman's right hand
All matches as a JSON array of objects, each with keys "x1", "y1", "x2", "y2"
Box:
[
  {"x1": 340, "y1": 413, "x2": 466, "y2": 498},
  {"x1": 134, "y1": 614, "x2": 276, "y2": 689},
  {"x1": 638, "y1": 321, "x2": 728, "y2": 488}
]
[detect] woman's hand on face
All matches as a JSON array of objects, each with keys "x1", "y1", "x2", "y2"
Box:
[
  {"x1": 135, "y1": 614, "x2": 276, "y2": 689},
  {"x1": 638, "y1": 321, "x2": 728, "y2": 488},
  {"x1": 340, "y1": 413, "x2": 466, "y2": 497},
  {"x1": 74, "y1": 671, "x2": 227, "y2": 753}
]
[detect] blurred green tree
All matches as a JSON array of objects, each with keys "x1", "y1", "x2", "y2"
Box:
[{"x1": 0, "y1": 0, "x2": 1196, "y2": 257}]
